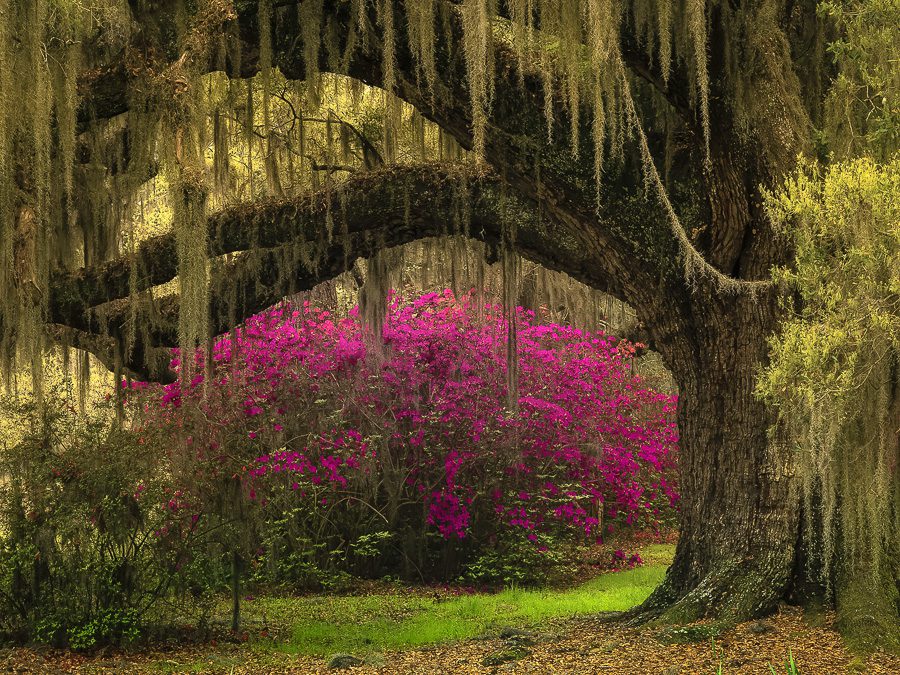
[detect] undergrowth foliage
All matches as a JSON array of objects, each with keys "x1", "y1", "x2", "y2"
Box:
[
  {"x1": 139, "y1": 290, "x2": 678, "y2": 586},
  {"x1": 0, "y1": 396, "x2": 192, "y2": 647},
  {"x1": 0, "y1": 291, "x2": 677, "y2": 646}
]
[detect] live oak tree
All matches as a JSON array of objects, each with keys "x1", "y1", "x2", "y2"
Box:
[{"x1": 0, "y1": 0, "x2": 896, "y2": 644}]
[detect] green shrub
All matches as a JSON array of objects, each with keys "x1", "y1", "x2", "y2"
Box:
[
  {"x1": 461, "y1": 531, "x2": 575, "y2": 588},
  {"x1": 0, "y1": 394, "x2": 191, "y2": 646}
]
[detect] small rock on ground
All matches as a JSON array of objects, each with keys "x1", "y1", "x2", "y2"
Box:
[
  {"x1": 327, "y1": 653, "x2": 364, "y2": 670},
  {"x1": 482, "y1": 647, "x2": 531, "y2": 667},
  {"x1": 748, "y1": 621, "x2": 776, "y2": 635}
]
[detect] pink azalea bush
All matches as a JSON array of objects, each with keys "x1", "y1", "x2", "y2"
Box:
[{"x1": 138, "y1": 290, "x2": 678, "y2": 584}]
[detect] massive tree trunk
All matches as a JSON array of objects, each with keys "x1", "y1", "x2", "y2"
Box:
[{"x1": 641, "y1": 284, "x2": 799, "y2": 622}]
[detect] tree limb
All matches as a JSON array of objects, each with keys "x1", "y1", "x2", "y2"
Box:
[{"x1": 50, "y1": 164, "x2": 621, "y2": 380}]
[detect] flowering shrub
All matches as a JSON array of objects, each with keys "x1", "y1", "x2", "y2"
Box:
[{"x1": 140, "y1": 290, "x2": 678, "y2": 583}]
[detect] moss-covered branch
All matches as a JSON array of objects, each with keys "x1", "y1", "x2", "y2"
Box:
[{"x1": 48, "y1": 163, "x2": 622, "y2": 380}]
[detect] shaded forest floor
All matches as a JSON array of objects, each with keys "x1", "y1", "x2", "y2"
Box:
[
  {"x1": 2, "y1": 542, "x2": 896, "y2": 674},
  {"x1": 4, "y1": 609, "x2": 898, "y2": 674}
]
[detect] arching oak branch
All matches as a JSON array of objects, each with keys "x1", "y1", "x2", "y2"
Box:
[{"x1": 50, "y1": 164, "x2": 622, "y2": 380}]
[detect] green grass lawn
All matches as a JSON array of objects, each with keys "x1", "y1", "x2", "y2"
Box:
[{"x1": 242, "y1": 543, "x2": 674, "y2": 656}]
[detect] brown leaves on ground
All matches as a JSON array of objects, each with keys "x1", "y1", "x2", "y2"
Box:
[{"x1": 1, "y1": 606, "x2": 896, "y2": 674}]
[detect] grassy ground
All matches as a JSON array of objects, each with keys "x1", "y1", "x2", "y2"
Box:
[
  {"x1": 3, "y1": 540, "x2": 899, "y2": 673},
  {"x1": 248, "y1": 546, "x2": 672, "y2": 657}
]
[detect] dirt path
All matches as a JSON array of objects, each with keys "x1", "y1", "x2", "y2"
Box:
[{"x1": 2, "y1": 606, "x2": 896, "y2": 674}]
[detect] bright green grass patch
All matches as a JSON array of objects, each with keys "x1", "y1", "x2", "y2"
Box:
[{"x1": 253, "y1": 553, "x2": 671, "y2": 656}]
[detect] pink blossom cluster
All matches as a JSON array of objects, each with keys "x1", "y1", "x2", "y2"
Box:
[{"x1": 144, "y1": 290, "x2": 678, "y2": 544}]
